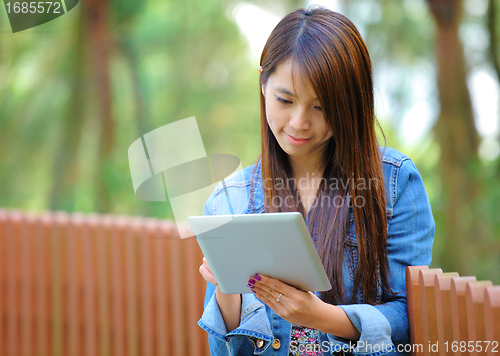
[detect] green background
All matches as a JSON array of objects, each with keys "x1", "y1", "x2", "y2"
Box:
[{"x1": 0, "y1": 0, "x2": 499, "y2": 282}]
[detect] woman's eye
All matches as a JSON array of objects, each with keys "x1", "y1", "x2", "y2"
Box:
[
  {"x1": 275, "y1": 96, "x2": 291, "y2": 104},
  {"x1": 275, "y1": 95, "x2": 322, "y2": 111}
]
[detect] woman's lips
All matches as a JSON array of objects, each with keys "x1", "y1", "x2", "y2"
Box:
[{"x1": 284, "y1": 131, "x2": 311, "y2": 145}]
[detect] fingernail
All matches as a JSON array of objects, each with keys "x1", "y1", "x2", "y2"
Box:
[
  {"x1": 247, "y1": 283, "x2": 254, "y2": 289},
  {"x1": 251, "y1": 289, "x2": 256, "y2": 294},
  {"x1": 248, "y1": 278, "x2": 255, "y2": 285},
  {"x1": 253, "y1": 274, "x2": 261, "y2": 281}
]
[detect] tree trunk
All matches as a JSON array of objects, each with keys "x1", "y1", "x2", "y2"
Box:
[
  {"x1": 487, "y1": 0, "x2": 500, "y2": 177},
  {"x1": 488, "y1": 0, "x2": 500, "y2": 84},
  {"x1": 427, "y1": 0, "x2": 481, "y2": 274},
  {"x1": 83, "y1": 0, "x2": 114, "y2": 213},
  {"x1": 118, "y1": 38, "x2": 157, "y2": 216},
  {"x1": 49, "y1": 14, "x2": 86, "y2": 211}
]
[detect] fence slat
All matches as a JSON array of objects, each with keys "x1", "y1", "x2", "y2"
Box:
[
  {"x1": 140, "y1": 218, "x2": 156, "y2": 356},
  {"x1": 185, "y1": 234, "x2": 205, "y2": 356},
  {"x1": 169, "y1": 231, "x2": 186, "y2": 355},
  {"x1": 484, "y1": 286, "x2": 500, "y2": 356},
  {"x1": 154, "y1": 221, "x2": 174, "y2": 356},
  {"x1": 111, "y1": 216, "x2": 127, "y2": 356},
  {"x1": 97, "y1": 215, "x2": 112, "y2": 356},
  {"x1": 6, "y1": 211, "x2": 22, "y2": 356},
  {"x1": 125, "y1": 218, "x2": 140, "y2": 356},
  {"x1": 465, "y1": 281, "x2": 493, "y2": 356},
  {"x1": 451, "y1": 276, "x2": 478, "y2": 356},
  {"x1": 0, "y1": 209, "x2": 7, "y2": 356},
  {"x1": 407, "y1": 265, "x2": 428, "y2": 356},
  {"x1": 53, "y1": 212, "x2": 70, "y2": 356},
  {"x1": 419, "y1": 268, "x2": 443, "y2": 356},
  {"x1": 67, "y1": 214, "x2": 84, "y2": 356},
  {"x1": 435, "y1": 272, "x2": 459, "y2": 356},
  {"x1": 21, "y1": 214, "x2": 37, "y2": 356},
  {"x1": 83, "y1": 214, "x2": 98, "y2": 356}
]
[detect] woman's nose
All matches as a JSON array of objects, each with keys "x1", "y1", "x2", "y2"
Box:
[{"x1": 289, "y1": 107, "x2": 311, "y2": 131}]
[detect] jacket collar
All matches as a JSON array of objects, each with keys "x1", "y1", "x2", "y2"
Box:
[{"x1": 248, "y1": 157, "x2": 265, "y2": 214}]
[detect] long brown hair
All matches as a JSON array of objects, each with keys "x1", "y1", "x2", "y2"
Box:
[{"x1": 253, "y1": 6, "x2": 392, "y2": 305}]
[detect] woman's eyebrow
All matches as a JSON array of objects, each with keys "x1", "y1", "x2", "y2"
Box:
[{"x1": 275, "y1": 86, "x2": 319, "y2": 101}]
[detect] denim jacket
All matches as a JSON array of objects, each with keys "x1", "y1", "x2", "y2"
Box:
[{"x1": 197, "y1": 147, "x2": 435, "y2": 356}]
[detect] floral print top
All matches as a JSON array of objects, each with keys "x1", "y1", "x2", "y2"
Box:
[{"x1": 289, "y1": 324, "x2": 323, "y2": 356}]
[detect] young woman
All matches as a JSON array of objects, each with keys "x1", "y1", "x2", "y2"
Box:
[{"x1": 198, "y1": 6, "x2": 434, "y2": 356}]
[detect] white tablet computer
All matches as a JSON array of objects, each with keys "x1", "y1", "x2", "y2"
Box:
[{"x1": 187, "y1": 212, "x2": 332, "y2": 294}]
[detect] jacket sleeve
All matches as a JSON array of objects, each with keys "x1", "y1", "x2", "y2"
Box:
[
  {"x1": 324, "y1": 158, "x2": 435, "y2": 355},
  {"x1": 197, "y1": 187, "x2": 276, "y2": 355}
]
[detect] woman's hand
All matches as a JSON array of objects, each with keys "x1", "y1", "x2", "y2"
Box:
[
  {"x1": 199, "y1": 257, "x2": 217, "y2": 286},
  {"x1": 248, "y1": 274, "x2": 325, "y2": 328}
]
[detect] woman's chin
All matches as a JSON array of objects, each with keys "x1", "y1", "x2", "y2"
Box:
[{"x1": 279, "y1": 145, "x2": 309, "y2": 158}]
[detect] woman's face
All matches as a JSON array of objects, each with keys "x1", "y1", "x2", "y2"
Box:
[{"x1": 260, "y1": 58, "x2": 333, "y2": 165}]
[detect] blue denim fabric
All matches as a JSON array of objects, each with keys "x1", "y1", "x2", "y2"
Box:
[{"x1": 197, "y1": 147, "x2": 435, "y2": 356}]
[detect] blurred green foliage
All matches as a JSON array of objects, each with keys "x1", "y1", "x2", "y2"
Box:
[{"x1": 0, "y1": 0, "x2": 499, "y2": 282}]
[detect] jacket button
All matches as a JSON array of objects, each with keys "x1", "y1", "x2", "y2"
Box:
[
  {"x1": 272, "y1": 338, "x2": 281, "y2": 349},
  {"x1": 256, "y1": 339, "x2": 264, "y2": 348}
]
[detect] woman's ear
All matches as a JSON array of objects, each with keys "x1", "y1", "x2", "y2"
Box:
[{"x1": 259, "y1": 66, "x2": 266, "y2": 96}]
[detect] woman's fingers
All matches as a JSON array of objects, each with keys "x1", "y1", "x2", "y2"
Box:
[
  {"x1": 199, "y1": 257, "x2": 217, "y2": 286},
  {"x1": 253, "y1": 283, "x2": 289, "y2": 303},
  {"x1": 248, "y1": 274, "x2": 297, "y2": 312},
  {"x1": 251, "y1": 283, "x2": 291, "y2": 318},
  {"x1": 249, "y1": 274, "x2": 298, "y2": 298}
]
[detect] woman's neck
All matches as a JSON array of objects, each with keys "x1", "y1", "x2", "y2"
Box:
[{"x1": 288, "y1": 154, "x2": 324, "y2": 180}]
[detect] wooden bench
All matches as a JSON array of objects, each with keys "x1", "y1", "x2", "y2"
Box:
[{"x1": 406, "y1": 266, "x2": 500, "y2": 356}]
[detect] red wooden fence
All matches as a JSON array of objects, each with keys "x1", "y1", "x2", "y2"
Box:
[
  {"x1": 2, "y1": 208, "x2": 499, "y2": 356},
  {"x1": 0, "y1": 209, "x2": 209, "y2": 356},
  {"x1": 407, "y1": 266, "x2": 500, "y2": 356}
]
